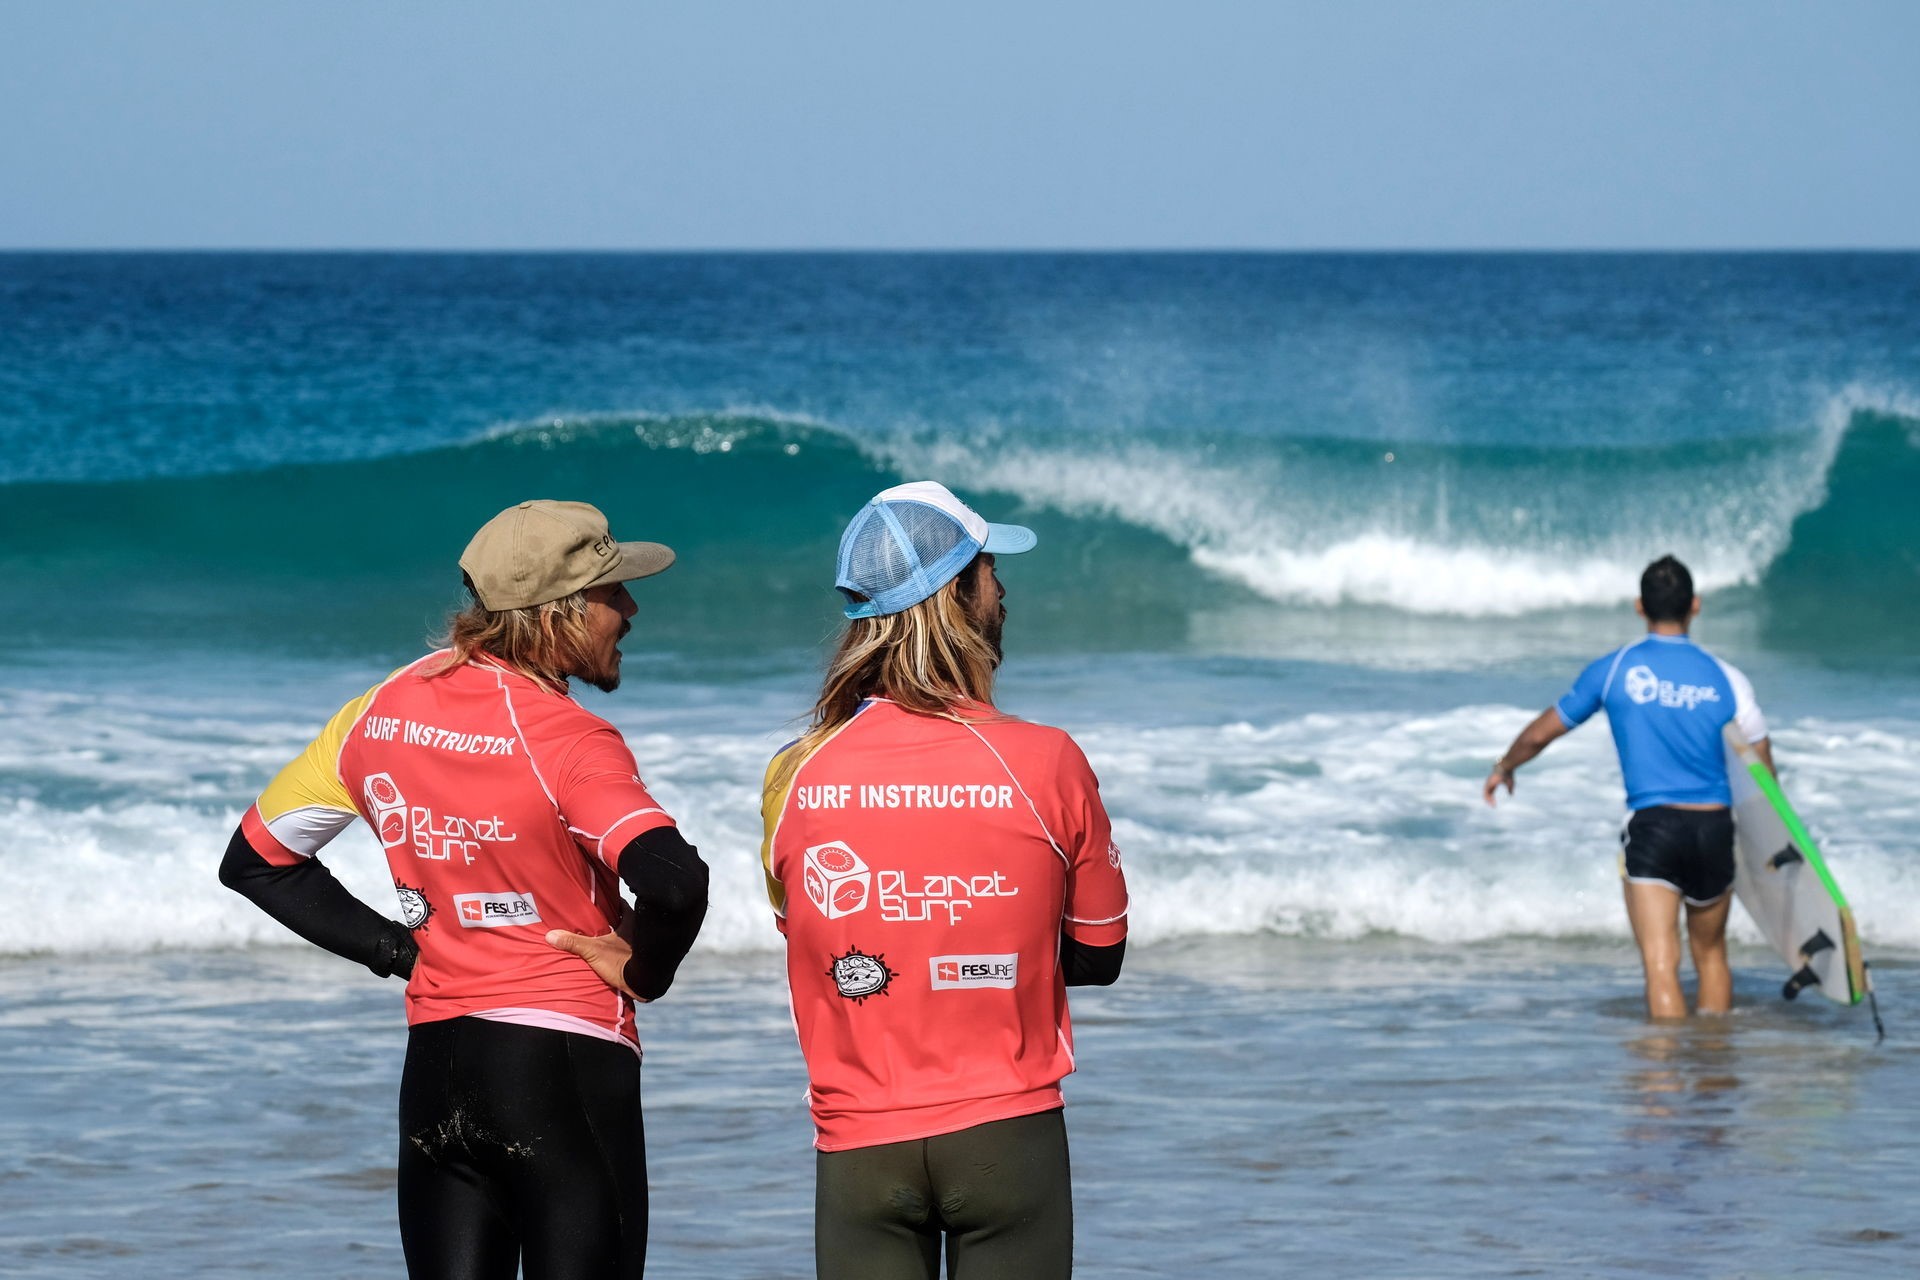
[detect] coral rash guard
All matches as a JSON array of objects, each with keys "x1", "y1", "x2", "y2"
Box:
[
  {"x1": 761, "y1": 699, "x2": 1130, "y2": 1151},
  {"x1": 241, "y1": 653, "x2": 677, "y2": 1048}
]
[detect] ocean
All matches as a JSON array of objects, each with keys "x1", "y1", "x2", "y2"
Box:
[{"x1": 2, "y1": 252, "x2": 1917, "y2": 1277}]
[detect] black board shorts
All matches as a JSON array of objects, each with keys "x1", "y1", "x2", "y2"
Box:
[{"x1": 1621, "y1": 806, "x2": 1736, "y2": 906}]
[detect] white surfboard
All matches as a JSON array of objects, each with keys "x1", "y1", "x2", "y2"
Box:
[{"x1": 1724, "y1": 723, "x2": 1868, "y2": 1006}]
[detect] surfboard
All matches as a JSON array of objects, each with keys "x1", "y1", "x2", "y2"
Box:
[{"x1": 1724, "y1": 723, "x2": 1869, "y2": 1006}]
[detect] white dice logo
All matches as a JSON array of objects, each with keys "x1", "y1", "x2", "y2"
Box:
[
  {"x1": 803, "y1": 841, "x2": 871, "y2": 919},
  {"x1": 365, "y1": 772, "x2": 410, "y2": 849}
]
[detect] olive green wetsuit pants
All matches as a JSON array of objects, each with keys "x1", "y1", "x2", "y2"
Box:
[{"x1": 815, "y1": 1109, "x2": 1073, "y2": 1280}]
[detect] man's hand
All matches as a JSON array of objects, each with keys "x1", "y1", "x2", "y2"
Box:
[
  {"x1": 1483, "y1": 708, "x2": 1570, "y2": 808},
  {"x1": 546, "y1": 926, "x2": 643, "y2": 1002}
]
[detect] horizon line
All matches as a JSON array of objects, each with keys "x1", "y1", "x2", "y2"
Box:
[{"x1": 4, "y1": 244, "x2": 1918, "y2": 256}]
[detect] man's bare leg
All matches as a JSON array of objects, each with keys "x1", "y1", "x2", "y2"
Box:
[
  {"x1": 1684, "y1": 892, "x2": 1734, "y2": 1014},
  {"x1": 1623, "y1": 881, "x2": 1687, "y2": 1020}
]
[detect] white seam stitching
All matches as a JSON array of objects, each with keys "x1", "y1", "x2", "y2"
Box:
[
  {"x1": 496, "y1": 668, "x2": 560, "y2": 812},
  {"x1": 592, "y1": 808, "x2": 669, "y2": 861},
  {"x1": 959, "y1": 720, "x2": 1067, "y2": 866},
  {"x1": 332, "y1": 650, "x2": 440, "y2": 792},
  {"x1": 1597, "y1": 643, "x2": 1633, "y2": 703},
  {"x1": 763, "y1": 704, "x2": 876, "y2": 917}
]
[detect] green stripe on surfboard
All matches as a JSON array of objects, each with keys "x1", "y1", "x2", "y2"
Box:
[
  {"x1": 1725, "y1": 723, "x2": 1868, "y2": 1005},
  {"x1": 1737, "y1": 758, "x2": 1851, "y2": 911}
]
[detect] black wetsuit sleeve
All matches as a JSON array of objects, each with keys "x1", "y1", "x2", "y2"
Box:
[
  {"x1": 217, "y1": 825, "x2": 417, "y2": 979},
  {"x1": 1060, "y1": 933, "x2": 1125, "y2": 987},
  {"x1": 615, "y1": 826, "x2": 710, "y2": 1001}
]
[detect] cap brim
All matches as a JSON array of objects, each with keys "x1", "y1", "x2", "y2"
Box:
[
  {"x1": 587, "y1": 541, "x2": 677, "y2": 588},
  {"x1": 981, "y1": 522, "x2": 1037, "y2": 554}
]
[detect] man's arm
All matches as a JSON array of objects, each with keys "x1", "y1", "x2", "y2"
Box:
[
  {"x1": 1483, "y1": 707, "x2": 1573, "y2": 806},
  {"x1": 546, "y1": 826, "x2": 709, "y2": 1001},
  {"x1": 218, "y1": 826, "x2": 417, "y2": 978}
]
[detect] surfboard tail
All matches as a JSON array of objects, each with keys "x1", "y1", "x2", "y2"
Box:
[{"x1": 1839, "y1": 905, "x2": 1868, "y2": 1006}]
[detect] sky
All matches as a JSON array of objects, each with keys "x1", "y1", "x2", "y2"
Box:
[{"x1": 3, "y1": 0, "x2": 1916, "y2": 250}]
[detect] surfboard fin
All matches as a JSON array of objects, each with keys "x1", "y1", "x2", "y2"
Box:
[
  {"x1": 1768, "y1": 844, "x2": 1804, "y2": 870},
  {"x1": 1782, "y1": 930, "x2": 1837, "y2": 1000}
]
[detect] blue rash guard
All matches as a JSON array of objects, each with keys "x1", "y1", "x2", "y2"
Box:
[{"x1": 1555, "y1": 633, "x2": 1769, "y2": 811}]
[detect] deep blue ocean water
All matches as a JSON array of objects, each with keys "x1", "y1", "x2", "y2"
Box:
[{"x1": 2, "y1": 253, "x2": 1917, "y2": 1276}]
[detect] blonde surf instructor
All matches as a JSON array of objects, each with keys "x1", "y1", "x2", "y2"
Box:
[
  {"x1": 1484, "y1": 555, "x2": 1773, "y2": 1019},
  {"x1": 219, "y1": 499, "x2": 709, "y2": 1279},
  {"x1": 761, "y1": 481, "x2": 1129, "y2": 1280}
]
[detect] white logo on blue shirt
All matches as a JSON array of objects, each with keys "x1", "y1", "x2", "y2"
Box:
[{"x1": 1622, "y1": 663, "x2": 1721, "y2": 711}]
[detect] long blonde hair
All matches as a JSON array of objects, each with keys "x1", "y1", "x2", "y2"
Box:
[
  {"x1": 787, "y1": 564, "x2": 1000, "y2": 764},
  {"x1": 428, "y1": 581, "x2": 598, "y2": 692}
]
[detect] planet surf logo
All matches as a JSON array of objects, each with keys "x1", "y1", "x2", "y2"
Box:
[
  {"x1": 365, "y1": 772, "x2": 410, "y2": 848},
  {"x1": 361, "y1": 771, "x2": 517, "y2": 866},
  {"x1": 800, "y1": 839, "x2": 1019, "y2": 926},
  {"x1": 804, "y1": 841, "x2": 872, "y2": 919},
  {"x1": 1623, "y1": 665, "x2": 1721, "y2": 710}
]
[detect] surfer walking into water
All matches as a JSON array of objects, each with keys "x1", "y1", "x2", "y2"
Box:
[
  {"x1": 760, "y1": 482, "x2": 1129, "y2": 1279},
  {"x1": 219, "y1": 500, "x2": 709, "y2": 1278},
  {"x1": 1483, "y1": 556, "x2": 1774, "y2": 1020}
]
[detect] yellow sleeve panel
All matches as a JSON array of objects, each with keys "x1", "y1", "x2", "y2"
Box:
[
  {"x1": 760, "y1": 741, "x2": 812, "y2": 919},
  {"x1": 252, "y1": 683, "x2": 381, "y2": 857}
]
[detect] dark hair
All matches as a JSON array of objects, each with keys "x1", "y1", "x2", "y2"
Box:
[{"x1": 1640, "y1": 555, "x2": 1694, "y2": 624}]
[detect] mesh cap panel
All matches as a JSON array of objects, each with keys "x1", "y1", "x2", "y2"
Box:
[
  {"x1": 837, "y1": 500, "x2": 977, "y2": 618},
  {"x1": 832, "y1": 481, "x2": 1035, "y2": 619}
]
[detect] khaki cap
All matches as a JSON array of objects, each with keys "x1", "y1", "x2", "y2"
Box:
[{"x1": 460, "y1": 500, "x2": 675, "y2": 611}]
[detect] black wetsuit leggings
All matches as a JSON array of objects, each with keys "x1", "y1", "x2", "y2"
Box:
[
  {"x1": 397, "y1": 1017, "x2": 648, "y2": 1280},
  {"x1": 815, "y1": 1109, "x2": 1073, "y2": 1280}
]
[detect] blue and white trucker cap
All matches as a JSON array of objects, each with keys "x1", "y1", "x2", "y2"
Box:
[{"x1": 835, "y1": 481, "x2": 1037, "y2": 619}]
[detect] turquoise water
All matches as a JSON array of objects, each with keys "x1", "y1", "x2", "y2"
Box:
[{"x1": 1, "y1": 253, "x2": 1916, "y2": 1275}]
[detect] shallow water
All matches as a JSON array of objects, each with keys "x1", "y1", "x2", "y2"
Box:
[{"x1": 1, "y1": 939, "x2": 1908, "y2": 1278}]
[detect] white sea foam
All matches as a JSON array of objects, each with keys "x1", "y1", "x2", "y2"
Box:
[
  {"x1": 5, "y1": 681, "x2": 1916, "y2": 958},
  {"x1": 878, "y1": 383, "x2": 1918, "y2": 616},
  {"x1": 1189, "y1": 537, "x2": 1734, "y2": 616}
]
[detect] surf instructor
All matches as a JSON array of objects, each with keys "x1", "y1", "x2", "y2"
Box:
[
  {"x1": 760, "y1": 481, "x2": 1129, "y2": 1279},
  {"x1": 219, "y1": 499, "x2": 708, "y2": 1279},
  {"x1": 1483, "y1": 555, "x2": 1773, "y2": 1019}
]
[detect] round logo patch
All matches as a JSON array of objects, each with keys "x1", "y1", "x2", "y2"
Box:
[
  {"x1": 369, "y1": 776, "x2": 400, "y2": 806},
  {"x1": 394, "y1": 883, "x2": 432, "y2": 930},
  {"x1": 828, "y1": 946, "x2": 896, "y2": 1003},
  {"x1": 1624, "y1": 665, "x2": 1660, "y2": 705}
]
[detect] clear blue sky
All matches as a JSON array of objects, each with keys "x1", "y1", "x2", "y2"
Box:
[{"x1": 4, "y1": 0, "x2": 1915, "y2": 250}]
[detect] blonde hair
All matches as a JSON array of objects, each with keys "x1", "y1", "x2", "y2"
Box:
[
  {"x1": 784, "y1": 566, "x2": 1000, "y2": 775},
  {"x1": 429, "y1": 582, "x2": 598, "y2": 692}
]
